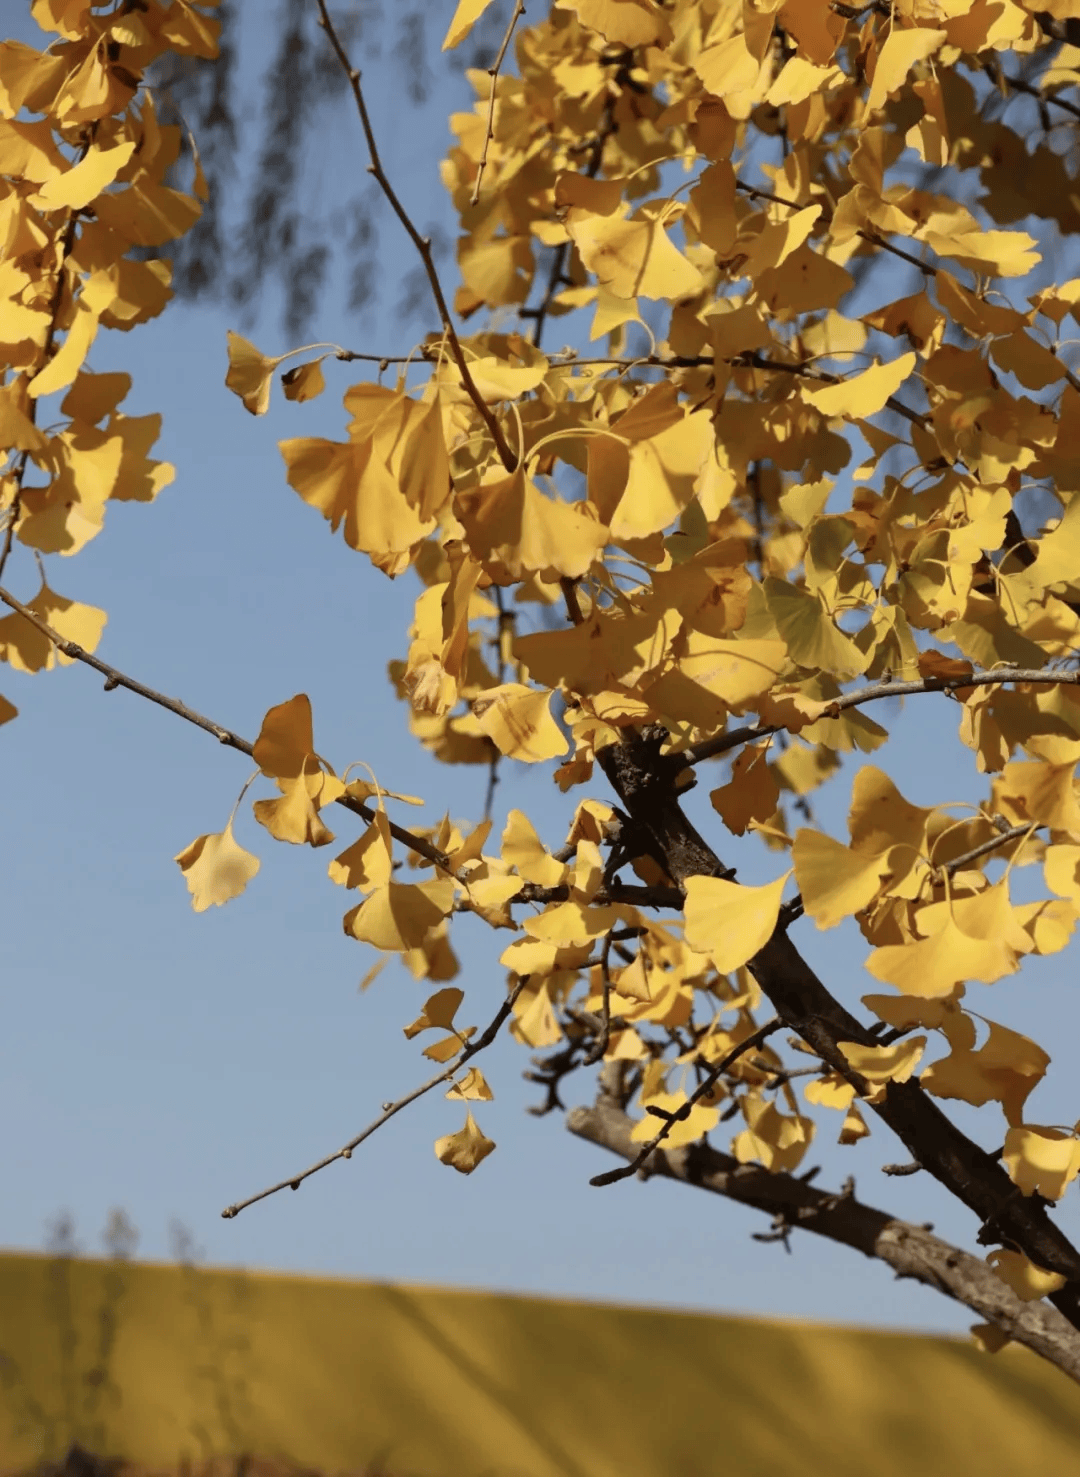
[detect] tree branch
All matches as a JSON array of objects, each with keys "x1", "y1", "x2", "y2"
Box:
[
  {"x1": 470, "y1": 0, "x2": 526, "y2": 206},
  {"x1": 594, "y1": 728, "x2": 1080, "y2": 1329},
  {"x1": 222, "y1": 979, "x2": 527, "y2": 1218},
  {"x1": 685, "y1": 667, "x2": 1080, "y2": 767},
  {"x1": 568, "y1": 1072, "x2": 1080, "y2": 1383},
  {"x1": 313, "y1": 0, "x2": 518, "y2": 472},
  {"x1": 0, "y1": 582, "x2": 458, "y2": 874}
]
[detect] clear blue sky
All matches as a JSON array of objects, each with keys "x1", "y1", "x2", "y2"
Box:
[{"x1": 3, "y1": 1, "x2": 1079, "y2": 1338}]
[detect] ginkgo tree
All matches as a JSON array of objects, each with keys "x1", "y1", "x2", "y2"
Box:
[{"x1": 5, "y1": 0, "x2": 1080, "y2": 1382}]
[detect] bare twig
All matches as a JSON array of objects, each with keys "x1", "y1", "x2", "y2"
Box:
[
  {"x1": 470, "y1": 0, "x2": 526, "y2": 205},
  {"x1": 685, "y1": 666, "x2": 1080, "y2": 768},
  {"x1": 0, "y1": 583, "x2": 459, "y2": 873},
  {"x1": 937, "y1": 822, "x2": 1041, "y2": 876},
  {"x1": 222, "y1": 979, "x2": 527, "y2": 1217},
  {"x1": 589, "y1": 1018, "x2": 783, "y2": 1187},
  {"x1": 313, "y1": 0, "x2": 517, "y2": 472}
]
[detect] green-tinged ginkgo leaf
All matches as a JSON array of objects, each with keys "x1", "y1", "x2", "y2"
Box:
[
  {"x1": 765, "y1": 578, "x2": 868, "y2": 678},
  {"x1": 224, "y1": 331, "x2": 283, "y2": 415},
  {"x1": 683, "y1": 872, "x2": 790, "y2": 973},
  {"x1": 434, "y1": 1110, "x2": 496, "y2": 1173},
  {"x1": 472, "y1": 683, "x2": 569, "y2": 762},
  {"x1": 174, "y1": 821, "x2": 260, "y2": 912}
]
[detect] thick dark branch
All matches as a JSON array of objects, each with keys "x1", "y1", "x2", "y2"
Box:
[
  {"x1": 685, "y1": 667, "x2": 1080, "y2": 767},
  {"x1": 313, "y1": 0, "x2": 517, "y2": 471},
  {"x1": 222, "y1": 980, "x2": 526, "y2": 1218},
  {"x1": 568, "y1": 1076, "x2": 1080, "y2": 1383},
  {"x1": 595, "y1": 729, "x2": 1080, "y2": 1329}
]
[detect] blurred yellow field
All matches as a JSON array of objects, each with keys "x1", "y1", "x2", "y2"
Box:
[{"x1": 2, "y1": 1251, "x2": 1080, "y2": 1477}]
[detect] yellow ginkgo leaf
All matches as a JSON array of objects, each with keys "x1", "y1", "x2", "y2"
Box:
[
  {"x1": 345, "y1": 878, "x2": 456, "y2": 952},
  {"x1": 792, "y1": 829, "x2": 892, "y2": 928},
  {"x1": 732, "y1": 1094, "x2": 814, "y2": 1173},
  {"x1": 609, "y1": 410, "x2": 715, "y2": 541},
  {"x1": 174, "y1": 821, "x2": 260, "y2": 913},
  {"x1": 837, "y1": 1035, "x2": 926, "y2": 1102},
  {"x1": 472, "y1": 683, "x2": 569, "y2": 763},
  {"x1": 434, "y1": 1110, "x2": 496, "y2": 1173},
  {"x1": 683, "y1": 872, "x2": 790, "y2": 974},
  {"x1": 327, "y1": 809, "x2": 393, "y2": 892},
  {"x1": 631, "y1": 1091, "x2": 719, "y2": 1148},
  {"x1": 0, "y1": 583, "x2": 106, "y2": 673},
  {"x1": 710, "y1": 745, "x2": 781, "y2": 836},
  {"x1": 446, "y1": 1067, "x2": 494, "y2": 1101},
  {"x1": 28, "y1": 298, "x2": 99, "y2": 398},
  {"x1": 865, "y1": 913, "x2": 1017, "y2": 997},
  {"x1": 839, "y1": 1102, "x2": 871, "y2": 1144},
  {"x1": 802, "y1": 354, "x2": 916, "y2": 420},
  {"x1": 566, "y1": 206, "x2": 705, "y2": 301},
  {"x1": 460, "y1": 357, "x2": 547, "y2": 402},
  {"x1": 1003, "y1": 1125, "x2": 1080, "y2": 1201},
  {"x1": 253, "y1": 773, "x2": 335, "y2": 847},
  {"x1": 404, "y1": 986, "x2": 464, "y2": 1039},
  {"x1": 456, "y1": 467, "x2": 608, "y2": 580},
  {"x1": 501, "y1": 808, "x2": 567, "y2": 887},
  {"x1": 554, "y1": 0, "x2": 673, "y2": 48},
  {"x1": 281, "y1": 358, "x2": 327, "y2": 404},
  {"x1": 32, "y1": 138, "x2": 135, "y2": 210},
  {"x1": 866, "y1": 26, "x2": 946, "y2": 113},
  {"x1": 253, "y1": 694, "x2": 316, "y2": 779},
  {"x1": 442, "y1": 0, "x2": 498, "y2": 50},
  {"x1": 986, "y1": 1249, "x2": 1066, "y2": 1302},
  {"x1": 224, "y1": 330, "x2": 283, "y2": 415}
]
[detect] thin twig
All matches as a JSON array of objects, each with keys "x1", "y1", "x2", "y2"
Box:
[
  {"x1": 221, "y1": 979, "x2": 527, "y2": 1217},
  {"x1": 589, "y1": 1017, "x2": 783, "y2": 1187},
  {"x1": 583, "y1": 928, "x2": 617, "y2": 1065},
  {"x1": 313, "y1": 0, "x2": 517, "y2": 471},
  {"x1": 685, "y1": 666, "x2": 1080, "y2": 767},
  {"x1": 0, "y1": 583, "x2": 458, "y2": 873},
  {"x1": 470, "y1": 0, "x2": 526, "y2": 206},
  {"x1": 937, "y1": 822, "x2": 1041, "y2": 876}
]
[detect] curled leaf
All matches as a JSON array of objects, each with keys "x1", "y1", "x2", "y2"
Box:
[
  {"x1": 434, "y1": 1110, "x2": 496, "y2": 1173},
  {"x1": 175, "y1": 822, "x2": 260, "y2": 912}
]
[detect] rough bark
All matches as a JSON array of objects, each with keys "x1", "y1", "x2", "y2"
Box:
[
  {"x1": 595, "y1": 730, "x2": 1080, "y2": 1331},
  {"x1": 568, "y1": 1069, "x2": 1080, "y2": 1384}
]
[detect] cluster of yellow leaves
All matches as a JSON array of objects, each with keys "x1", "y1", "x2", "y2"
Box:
[
  {"x1": 206, "y1": 0, "x2": 1080, "y2": 1254},
  {"x1": 0, "y1": 0, "x2": 215, "y2": 721}
]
